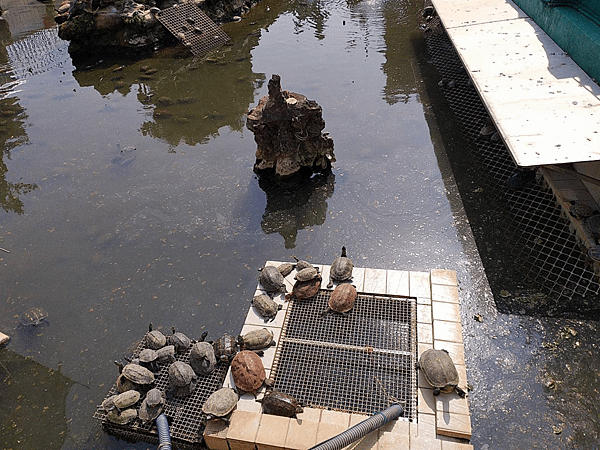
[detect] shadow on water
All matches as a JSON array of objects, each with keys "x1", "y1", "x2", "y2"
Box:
[{"x1": 257, "y1": 169, "x2": 335, "y2": 249}]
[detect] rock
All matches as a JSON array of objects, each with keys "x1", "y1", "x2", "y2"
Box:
[{"x1": 246, "y1": 74, "x2": 336, "y2": 177}]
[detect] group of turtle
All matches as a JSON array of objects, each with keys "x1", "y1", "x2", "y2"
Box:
[{"x1": 255, "y1": 246, "x2": 359, "y2": 318}]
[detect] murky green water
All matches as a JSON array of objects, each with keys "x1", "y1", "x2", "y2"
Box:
[{"x1": 1, "y1": 0, "x2": 599, "y2": 448}]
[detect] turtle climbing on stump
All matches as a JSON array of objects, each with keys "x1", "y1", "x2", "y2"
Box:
[
  {"x1": 327, "y1": 246, "x2": 353, "y2": 288},
  {"x1": 417, "y1": 349, "x2": 466, "y2": 398}
]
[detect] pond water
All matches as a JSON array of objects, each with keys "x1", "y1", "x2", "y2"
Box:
[{"x1": 1, "y1": 0, "x2": 599, "y2": 448}]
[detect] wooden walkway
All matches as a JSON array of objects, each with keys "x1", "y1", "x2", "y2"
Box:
[{"x1": 204, "y1": 262, "x2": 472, "y2": 450}]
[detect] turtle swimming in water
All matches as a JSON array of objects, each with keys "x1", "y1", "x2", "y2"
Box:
[
  {"x1": 417, "y1": 349, "x2": 466, "y2": 397},
  {"x1": 327, "y1": 246, "x2": 353, "y2": 288},
  {"x1": 19, "y1": 307, "x2": 49, "y2": 327}
]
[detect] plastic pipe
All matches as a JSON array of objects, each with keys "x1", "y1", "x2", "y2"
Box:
[
  {"x1": 308, "y1": 403, "x2": 403, "y2": 450},
  {"x1": 156, "y1": 413, "x2": 172, "y2": 450}
]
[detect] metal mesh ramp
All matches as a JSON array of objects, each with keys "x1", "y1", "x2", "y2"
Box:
[
  {"x1": 157, "y1": 3, "x2": 230, "y2": 56},
  {"x1": 271, "y1": 290, "x2": 417, "y2": 419},
  {"x1": 422, "y1": 11, "x2": 600, "y2": 317},
  {"x1": 93, "y1": 332, "x2": 229, "y2": 449}
]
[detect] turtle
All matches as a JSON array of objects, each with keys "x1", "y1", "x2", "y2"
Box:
[
  {"x1": 295, "y1": 267, "x2": 321, "y2": 282},
  {"x1": 321, "y1": 283, "x2": 357, "y2": 316},
  {"x1": 417, "y1": 349, "x2": 466, "y2": 397},
  {"x1": 285, "y1": 277, "x2": 321, "y2": 302},
  {"x1": 213, "y1": 333, "x2": 240, "y2": 362},
  {"x1": 156, "y1": 345, "x2": 176, "y2": 364},
  {"x1": 327, "y1": 246, "x2": 354, "y2": 288},
  {"x1": 170, "y1": 327, "x2": 192, "y2": 353},
  {"x1": 190, "y1": 341, "x2": 217, "y2": 376},
  {"x1": 292, "y1": 256, "x2": 313, "y2": 271},
  {"x1": 116, "y1": 373, "x2": 139, "y2": 393},
  {"x1": 277, "y1": 262, "x2": 295, "y2": 277},
  {"x1": 138, "y1": 348, "x2": 159, "y2": 372},
  {"x1": 258, "y1": 265, "x2": 287, "y2": 294},
  {"x1": 107, "y1": 408, "x2": 137, "y2": 424},
  {"x1": 146, "y1": 323, "x2": 167, "y2": 350},
  {"x1": 230, "y1": 350, "x2": 271, "y2": 397},
  {"x1": 238, "y1": 328, "x2": 276, "y2": 351},
  {"x1": 202, "y1": 387, "x2": 239, "y2": 423},
  {"x1": 251, "y1": 294, "x2": 282, "y2": 322},
  {"x1": 19, "y1": 307, "x2": 49, "y2": 327},
  {"x1": 112, "y1": 390, "x2": 141, "y2": 412},
  {"x1": 121, "y1": 363, "x2": 155, "y2": 386},
  {"x1": 168, "y1": 361, "x2": 197, "y2": 397},
  {"x1": 138, "y1": 388, "x2": 165, "y2": 422},
  {"x1": 257, "y1": 389, "x2": 303, "y2": 418},
  {"x1": 569, "y1": 201, "x2": 593, "y2": 220},
  {"x1": 98, "y1": 394, "x2": 119, "y2": 412}
]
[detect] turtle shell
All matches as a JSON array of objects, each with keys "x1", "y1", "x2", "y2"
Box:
[
  {"x1": 139, "y1": 397, "x2": 163, "y2": 422},
  {"x1": 100, "y1": 394, "x2": 118, "y2": 412},
  {"x1": 156, "y1": 345, "x2": 176, "y2": 364},
  {"x1": 122, "y1": 364, "x2": 155, "y2": 385},
  {"x1": 168, "y1": 361, "x2": 196, "y2": 387},
  {"x1": 328, "y1": 283, "x2": 357, "y2": 313},
  {"x1": 113, "y1": 390, "x2": 141, "y2": 410},
  {"x1": 116, "y1": 373, "x2": 140, "y2": 393},
  {"x1": 259, "y1": 266, "x2": 286, "y2": 293},
  {"x1": 238, "y1": 328, "x2": 275, "y2": 350},
  {"x1": 107, "y1": 408, "x2": 137, "y2": 424},
  {"x1": 570, "y1": 202, "x2": 593, "y2": 219},
  {"x1": 19, "y1": 307, "x2": 48, "y2": 327},
  {"x1": 259, "y1": 389, "x2": 303, "y2": 418},
  {"x1": 418, "y1": 349, "x2": 465, "y2": 397},
  {"x1": 144, "y1": 388, "x2": 164, "y2": 408},
  {"x1": 231, "y1": 350, "x2": 266, "y2": 395},
  {"x1": 277, "y1": 262, "x2": 294, "y2": 277},
  {"x1": 190, "y1": 341, "x2": 217, "y2": 376},
  {"x1": 252, "y1": 294, "x2": 282, "y2": 322},
  {"x1": 171, "y1": 329, "x2": 191, "y2": 353},
  {"x1": 285, "y1": 277, "x2": 321, "y2": 301},
  {"x1": 327, "y1": 246, "x2": 353, "y2": 288},
  {"x1": 293, "y1": 257, "x2": 313, "y2": 271},
  {"x1": 213, "y1": 334, "x2": 239, "y2": 362},
  {"x1": 146, "y1": 330, "x2": 167, "y2": 350},
  {"x1": 139, "y1": 348, "x2": 158, "y2": 364},
  {"x1": 295, "y1": 267, "x2": 320, "y2": 282},
  {"x1": 202, "y1": 387, "x2": 239, "y2": 418}
]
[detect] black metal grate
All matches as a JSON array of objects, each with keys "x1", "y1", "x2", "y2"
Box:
[
  {"x1": 157, "y1": 3, "x2": 230, "y2": 56},
  {"x1": 271, "y1": 290, "x2": 417, "y2": 419},
  {"x1": 93, "y1": 332, "x2": 229, "y2": 449},
  {"x1": 422, "y1": 12, "x2": 600, "y2": 316}
]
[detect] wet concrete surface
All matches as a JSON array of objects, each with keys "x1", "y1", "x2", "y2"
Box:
[{"x1": 0, "y1": 0, "x2": 599, "y2": 448}]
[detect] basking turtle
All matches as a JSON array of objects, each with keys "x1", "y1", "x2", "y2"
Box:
[
  {"x1": 116, "y1": 373, "x2": 139, "y2": 393},
  {"x1": 259, "y1": 265, "x2": 287, "y2": 294},
  {"x1": 285, "y1": 277, "x2": 321, "y2": 302},
  {"x1": 230, "y1": 350, "x2": 270, "y2": 397},
  {"x1": 321, "y1": 283, "x2": 357, "y2": 316},
  {"x1": 293, "y1": 256, "x2": 313, "y2": 271},
  {"x1": 569, "y1": 201, "x2": 593, "y2": 220},
  {"x1": 138, "y1": 388, "x2": 164, "y2": 422},
  {"x1": 156, "y1": 345, "x2": 176, "y2": 364},
  {"x1": 251, "y1": 294, "x2": 282, "y2": 322},
  {"x1": 202, "y1": 387, "x2": 239, "y2": 423},
  {"x1": 190, "y1": 341, "x2": 217, "y2": 376},
  {"x1": 295, "y1": 267, "x2": 320, "y2": 282},
  {"x1": 170, "y1": 327, "x2": 192, "y2": 353},
  {"x1": 107, "y1": 408, "x2": 137, "y2": 424},
  {"x1": 168, "y1": 361, "x2": 197, "y2": 397},
  {"x1": 327, "y1": 246, "x2": 354, "y2": 288},
  {"x1": 238, "y1": 328, "x2": 276, "y2": 351},
  {"x1": 19, "y1": 307, "x2": 49, "y2": 327},
  {"x1": 146, "y1": 323, "x2": 167, "y2": 349},
  {"x1": 257, "y1": 389, "x2": 303, "y2": 418},
  {"x1": 417, "y1": 349, "x2": 466, "y2": 397},
  {"x1": 138, "y1": 348, "x2": 159, "y2": 372},
  {"x1": 112, "y1": 390, "x2": 141, "y2": 412},
  {"x1": 121, "y1": 363, "x2": 155, "y2": 386},
  {"x1": 277, "y1": 262, "x2": 295, "y2": 277},
  {"x1": 213, "y1": 333, "x2": 239, "y2": 362}
]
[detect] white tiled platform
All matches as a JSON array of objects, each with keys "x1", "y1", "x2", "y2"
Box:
[
  {"x1": 430, "y1": 0, "x2": 600, "y2": 168},
  {"x1": 204, "y1": 263, "x2": 473, "y2": 450}
]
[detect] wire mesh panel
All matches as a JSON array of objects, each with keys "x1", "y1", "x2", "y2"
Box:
[
  {"x1": 157, "y1": 3, "x2": 230, "y2": 56},
  {"x1": 272, "y1": 290, "x2": 417, "y2": 419},
  {"x1": 93, "y1": 332, "x2": 229, "y2": 449},
  {"x1": 422, "y1": 13, "x2": 600, "y2": 316}
]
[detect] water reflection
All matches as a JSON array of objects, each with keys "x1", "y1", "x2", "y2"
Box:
[
  {"x1": 258, "y1": 170, "x2": 335, "y2": 248},
  {"x1": 0, "y1": 349, "x2": 75, "y2": 449}
]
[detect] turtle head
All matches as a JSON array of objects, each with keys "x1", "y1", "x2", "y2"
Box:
[{"x1": 341, "y1": 246, "x2": 347, "y2": 257}]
